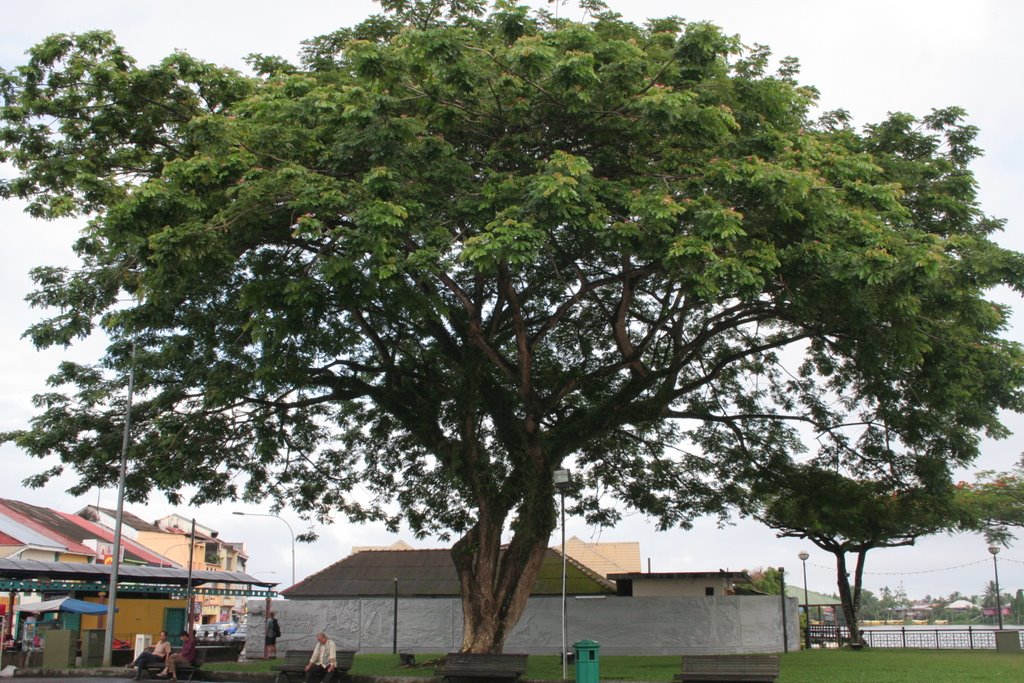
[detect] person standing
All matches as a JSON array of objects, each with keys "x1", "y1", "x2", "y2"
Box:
[
  {"x1": 21, "y1": 613, "x2": 36, "y2": 650},
  {"x1": 159, "y1": 631, "x2": 196, "y2": 682},
  {"x1": 304, "y1": 632, "x2": 337, "y2": 683},
  {"x1": 265, "y1": 611, "x2": 281, "y2": 659},
  {"x1": 129, "y1": 630, "x2": 171, "y2": 680}
]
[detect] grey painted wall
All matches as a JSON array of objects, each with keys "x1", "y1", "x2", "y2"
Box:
[{"x1": 247, "y1": 594, "x2": 799, "y2": 656}]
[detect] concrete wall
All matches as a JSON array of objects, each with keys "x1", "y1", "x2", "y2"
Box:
[
  {"x1": 247, "y1": 594, "x2": 800, "y2": 656},
  {"x1": 629, "y1": 577, "x2": 733, "y2": 597}
]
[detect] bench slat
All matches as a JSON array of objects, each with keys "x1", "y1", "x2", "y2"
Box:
[
  {"x1": 437, "y1": 653, "x2": 528, "y2": 682},
  {"x1": 143, "y1": 649, "x2": 206, "y2": 682},
  {"x1": 272, "y1": 648, "x2": 355, "y2": 683},
  {"x1": 677, "y1": 655, "x2": 779, "y2": 683}
]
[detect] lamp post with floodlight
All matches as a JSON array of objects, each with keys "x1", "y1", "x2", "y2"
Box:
[
  {"x1": 988, "y1": 545, "x2": 1004, "y2": 629},
  {"x1": 553, "y1": 469, "x2": 571, "y2": 681},
  {"x1": 798, "y1": 551, "x2": 810, "y2": 649}
]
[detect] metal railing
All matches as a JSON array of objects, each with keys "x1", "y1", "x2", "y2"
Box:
[{"x1": 808, "y1": 625, "x2": 1024, "y2": 649}]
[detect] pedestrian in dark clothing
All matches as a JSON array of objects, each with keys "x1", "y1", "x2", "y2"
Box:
[{"x1": 265, "y1": 611, "x2": 281, "y2": 658}]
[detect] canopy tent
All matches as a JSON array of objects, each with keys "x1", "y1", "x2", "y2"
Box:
[
  {"x1": 784, "y1": 586, "x2": 842, "y2": 607},
  {"x1": 14, "y1": 597, "x2": 110, "y2": 614},
  {"x1": 947, "y1": 599, "x2": 975, "y2": 610}
]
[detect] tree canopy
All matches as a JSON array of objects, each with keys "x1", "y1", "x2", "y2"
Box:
[
  {"x1": 2, "y1": 0, "x2": 1022, "y2": 651},
  {"x1": 957, "y1": 456, "x2": 1024, "y2": 545},
  {"x1": 753, "y1": 459, "x2": 966, "y2": 636}
]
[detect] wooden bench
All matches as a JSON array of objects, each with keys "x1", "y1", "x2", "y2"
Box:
[
  {"x1": 142, "y1": 648, "x2": 207, "y2": 681},
  {"x1": 674, "y1": 654, "x2": 780, "y2": 682},
  {"x1": 436, "y1": 652, "x2": 528, "y2": 682},
  {"x1": 272, "y1": 648, "x2": 356, "y2": 683},
  {"x1": 272, "y1": 649, "x2": 313, "y2": 683}
]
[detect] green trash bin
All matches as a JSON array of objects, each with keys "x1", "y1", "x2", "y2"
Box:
[
  {"x1": 573, "y1": 639, "x2": 600, "y2": 683},
  {"x1": 80, "y1": 629, "x2": 106, "y2": 667}
]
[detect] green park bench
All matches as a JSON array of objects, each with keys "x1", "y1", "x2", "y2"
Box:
[
  {"x1": 674, "y1": 654, "x2": 780, "y2": 682},
  {"x1": 272, "y1": 648, "x2": 355, "y2": 683},
  {"x1": 436, "y1": 652, "x2": 529, "y2": 682}
]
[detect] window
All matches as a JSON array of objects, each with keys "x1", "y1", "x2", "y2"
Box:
[{"x1": 705, "y1": 587, "x2": 715, "y2": 596}]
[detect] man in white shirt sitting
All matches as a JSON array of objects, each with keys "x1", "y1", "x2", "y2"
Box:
[
  {"x1": 129, "y1": 630, "x2": 172, "y2": 680},
  {"x1": 304, "y1": 632, "x2": 338, "y2": 683}
]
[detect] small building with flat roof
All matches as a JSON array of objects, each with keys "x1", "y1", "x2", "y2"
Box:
[{"x1": 609, "y1": 570, "x2": 753, "y2": 597}]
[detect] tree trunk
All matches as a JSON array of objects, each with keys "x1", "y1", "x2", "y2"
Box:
[
  {"x1": 833, "y1": 550, "x2": 865, "y2": 646},
  {"x1": 850, "y1": 549, "x2": 867, "y2": 645},
  {"x1": 833, "y1": 553, "x2": 856, "y2": 640},
  {"x1": 451, "y1": 506, "x2": 554, "y2": 652}
]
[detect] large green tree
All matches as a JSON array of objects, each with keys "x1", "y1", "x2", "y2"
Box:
[{"x1": 2, "y1": 1, "x2": 1022, "y2": 651}]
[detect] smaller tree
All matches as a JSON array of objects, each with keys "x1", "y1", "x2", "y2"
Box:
[
  {"x1": 745, "y1": 566, "x2": 785, "y2": 595},
  {"x1": 857, "y1": 589, "x2": 881, "y2": 621},
  {"x1": 956, "y1": 456, "x2": 1024, "y2": 545},
  {"x1": 754, "y1": 462, "x2": 961, "y2": 640},
  {"x1": 981, "y1": 580, "x2": 1013, "y2": 625}
]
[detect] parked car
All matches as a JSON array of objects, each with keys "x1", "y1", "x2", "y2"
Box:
[
  {"x1": 196, "y1": 622, "x2": 236, "y2": 641},
  {"x1": 229, "y1": 626, "x2": 247, "y2": 642}
]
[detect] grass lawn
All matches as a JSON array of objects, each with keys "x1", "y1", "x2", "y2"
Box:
[
  {"x1": 205, "y1": 649, "x2": 1024, "y2": 681},
  {"x1": 779, "y1": 649, "x2": 1023, "y2": 682}
]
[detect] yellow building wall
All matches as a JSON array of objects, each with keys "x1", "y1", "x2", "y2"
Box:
[
  {"x1": 56, "y1": 553, "x2": 90, "y2": 563},
  {"x1": 77, "y1": 598, "x2": 187, "y2": 642},
  {"x1": 56, "y1": 552, "x2": 89, "y2": 565}
]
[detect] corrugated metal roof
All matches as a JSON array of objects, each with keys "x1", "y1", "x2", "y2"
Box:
[
  {"x1": 77, "y1": 506, "x2": 163, "y2": 534},
  {"x1": 56, "y1": 511, "x2": 178, "y2": 566},
  {"x1": 0, "y1": 558, "x2": 275, "y2": 587},
  {"x1": 0, "y1": 500, "x2": 94, "y2": 556},
  {"x1": 784, "y1": 586, "x2": 841, "y2": 606},
  {"x1": 117, "y1": 510, "x2": 163, "y2": 533},
  {"x1": 0, "y1": 499, "x2": 175, "y2": 565},
  {"x1": 0, "y1": 513, "x2": 65, "y2": 551},
  {"x1": 283, "y1": 548, "x2": 615, "y2": 599}
]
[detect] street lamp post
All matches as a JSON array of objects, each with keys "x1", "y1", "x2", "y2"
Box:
[
  {"x1": 393, "y1": 577, "x2": 399, "y2": 655},
  {"x1": 233, "y1": 512, "x2": 295, "y2": 586},
  {"x1": 553, "y1": 468, "x2": 572, "y2": 682},
  {"x1": 798, "y1": 551, "x2": 810, "y2": 650},
  {"x1": 234, "y1": 511, "x2": 294, "y2": 662},
  {"x1": 778, "y1": 567, "x2": 788, "y2": 653},
  {"x1": 103, "y1": 347, "x2": 136, "y2": 667},
  {"x1": 186, "y1": 518, "x2": 196, "y2": 636},
  {"x1": 988, "y1": 545, "x2": 1004, "y2": 630}
]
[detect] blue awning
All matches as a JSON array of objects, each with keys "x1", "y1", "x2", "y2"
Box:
[{"x1": 15, "y1": 597, "x2": 111, "y2": 614}]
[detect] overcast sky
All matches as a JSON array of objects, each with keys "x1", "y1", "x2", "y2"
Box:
[{"x1": 2, "y1": 1, "x2": 1023, "y2": 603}]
